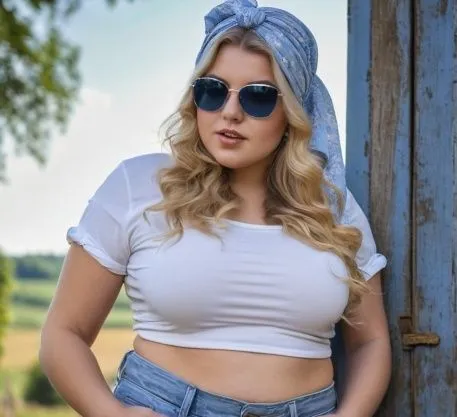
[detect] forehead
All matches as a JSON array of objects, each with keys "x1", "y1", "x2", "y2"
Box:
[{"x1": 206, "y1": 44, "x2": 276, "y2": 86}]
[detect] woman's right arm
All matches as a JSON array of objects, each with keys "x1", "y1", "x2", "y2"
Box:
[
  {"x1": 40, "y1": 244, "x2": 137, "y2": 417},
  {"x1": 40, "y1": 160, "x2": 160, "y2": 416}
]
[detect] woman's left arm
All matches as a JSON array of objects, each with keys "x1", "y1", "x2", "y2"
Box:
[{"x1": 331, "y1": 272, "x2": 392, "y2": 417}]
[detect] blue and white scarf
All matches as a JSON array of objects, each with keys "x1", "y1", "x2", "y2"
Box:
[{"x1": 195, "y1": 0, "x2": 347, "y2": 221}]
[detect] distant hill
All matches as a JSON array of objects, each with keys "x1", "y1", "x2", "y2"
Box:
[{"x1": 11, "y1": 254, "x2": 65, "y2": 280}]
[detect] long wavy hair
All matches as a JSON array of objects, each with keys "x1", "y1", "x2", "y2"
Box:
[{"x1": 149, "y1": 28, "x2": 369, "y2": 316}]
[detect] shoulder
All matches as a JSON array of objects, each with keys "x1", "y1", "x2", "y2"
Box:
[
  {"x1": 341, "y1": 189, "x2": 367, "y2": 226},
  {"x1": 118, "y1": 152, "x2": 174, "y2": 208},
  {"x1": 120, "y1": 152, "x2": 174, "y2": 189},
  {"x1": 121, "y1": 152, "x2": 173, "y2": 178},
  {"x1": 341, "y1": 188, "x2": 388, "y2": 280},
  {"x1": 91, "y1": 153, "x2": 173, "y2": 205}
]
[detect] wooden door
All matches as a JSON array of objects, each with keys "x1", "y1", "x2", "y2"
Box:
[{"x1": 345, "y1": 1, "x2": 457, "y2": 415}]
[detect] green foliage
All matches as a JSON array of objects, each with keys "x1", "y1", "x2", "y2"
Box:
[
  {"x1": 0, "y1": 0, "x2": 134, "y2": 182},
  {"x1": 23, "y1": 361, "x2": 65, "y2": 406},
  {"x1": 0, "y1": 1, "x2": 80, "y2": 182},
  {"x1": 12, "y1": 253, "x2": 64, "y2": 280},
  {"x1": 0, "y1": 249, "x2": 13, "y2": 359}
]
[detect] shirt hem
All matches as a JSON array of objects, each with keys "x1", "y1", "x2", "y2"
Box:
[
  {"x1": 134, "y1": 331, "x2": 332, "y2": 359},
  {"x1": 359, "y1": 253, "x2": 387, "y2": 281},
  {"x1": 66, "y1": 226, "x2": 127, "y2": 276}
]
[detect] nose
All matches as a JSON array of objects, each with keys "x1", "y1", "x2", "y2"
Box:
[{"x1": 221, "y1": 89, "x2": 244, "y2": 122}]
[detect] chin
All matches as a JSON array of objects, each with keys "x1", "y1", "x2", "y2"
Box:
[
  {"x1": 202, "y1": 139, "x2": 272, "y2": 171},
  {"x1": 211, "y1": 151, "x2": 253, "y2": 170}
]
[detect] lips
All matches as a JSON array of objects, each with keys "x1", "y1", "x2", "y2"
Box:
[{"x1": 217, "y1": 129, "x2": 246, "y2": 140}]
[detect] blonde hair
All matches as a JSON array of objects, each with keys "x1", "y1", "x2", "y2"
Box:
[{"x1": 149, "y1": 28, "x2": 369, "y2": 316}]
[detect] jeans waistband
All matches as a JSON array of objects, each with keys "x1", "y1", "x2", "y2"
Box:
[{"x1": 115, "y1": 350, "x2": 337, "y2": 417}]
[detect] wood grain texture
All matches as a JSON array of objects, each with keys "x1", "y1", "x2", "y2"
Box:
[
  {"x1": 332, "y1": 0, "x2": 374, "y2": 399},
  {"x1": 413, "y1": 0, "x2": 457, "y2": 415},
  {"x1": 346, "y1": 0, "x2": 372, "y2": 210},
  {"x1": 371, "y1": 1, "x2": 414, "y2": 416},
  {"x1": 346, "y1": 0, "x2": 414, "y2": 414},
  {"x1": 345, "y1": 1, "x2": 456, "y2": 414}
]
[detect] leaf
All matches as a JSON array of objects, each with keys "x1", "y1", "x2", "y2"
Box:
[{"x1": 0, "y1": 0, "x2": 134, "y2": 183}]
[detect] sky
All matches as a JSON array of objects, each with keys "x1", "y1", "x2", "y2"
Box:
[{"x1": 0, "y1": 0, "x2": 348, "y2": 255}]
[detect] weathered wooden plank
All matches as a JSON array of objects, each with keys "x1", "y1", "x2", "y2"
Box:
[
  {"x1": 370, "y1": 1, "x2": 414, "y2": 416},
  {"x1": 413, "y1": 0, "x2": 457, "y2": 415},
  {"x1": 332, "y1": 0, "x2": 374, "y2": 398},
  {"x1": 347, "y1": 0, "x2": 414, "y2": 415},
  {"x1": 346, "y1": 0, "x2": 372, "y2": 211}
]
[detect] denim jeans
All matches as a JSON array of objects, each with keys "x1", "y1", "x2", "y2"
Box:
[{"x1": 113, "y1": 350, "x2": 337, "y2": 417}]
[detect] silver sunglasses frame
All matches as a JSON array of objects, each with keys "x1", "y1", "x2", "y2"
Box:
[{"x1": 191, "y1": 76, "x2": 283, "y2": 118}]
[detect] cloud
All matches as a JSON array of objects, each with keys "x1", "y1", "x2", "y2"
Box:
[{"x1": 79, "y1": 87, "x2": 113, "y2": 111}]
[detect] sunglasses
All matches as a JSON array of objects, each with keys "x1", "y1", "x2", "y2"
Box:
[{"x1": 191, "y1": 77, "x2": 283, "y2": 118}]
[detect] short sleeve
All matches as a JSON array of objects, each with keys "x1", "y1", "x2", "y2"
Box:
[
  {"x1": 341, "y1": 189, "x2": 387, "y2": 280},
  {"x1": 66, "y1": 162, "x2": 131, "y2": 275}
]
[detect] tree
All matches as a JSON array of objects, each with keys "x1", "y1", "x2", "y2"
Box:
[
  {"x1": 0, "y1": 248, "x2": 13, "y2": 360},
  {"x1": 0, "y1": 0, "x2": 133, "y2": 182},
  {"x1": 13, "y1": 253, "x2": 64, "y2": 280}
]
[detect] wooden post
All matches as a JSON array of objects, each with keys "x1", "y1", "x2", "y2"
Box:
[
  {"x1": 346, "y1": 0, "x2": 457, "y2": 415},
  {"x1": 413, "y1": 0, "x2": 457, "y2": 414}
]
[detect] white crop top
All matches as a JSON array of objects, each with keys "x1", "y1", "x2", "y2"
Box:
[{"x1": 67, "y1": 153, "x2": 387, "y2": 359}]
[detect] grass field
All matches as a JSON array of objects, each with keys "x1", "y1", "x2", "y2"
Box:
[
  {"x1": 2, "y1": 328, "x2": 135, "y2": 375},
  {"x1": 9, "y1": 279, "x2": 132, "y2": 329},
  {"x1": 1, "y1": 328, "x2": 135, "y2": 416},
  {"x1": 1, "y1": 278, "x2": 134, "y2": 416}
]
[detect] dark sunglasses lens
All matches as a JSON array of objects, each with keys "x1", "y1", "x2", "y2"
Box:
[
  {"x1": 239, "y1": 85, "x2": 278, "y2": 117},
  {"x1": 193, "y1": 78, "x2": 227, "y2": 111}
]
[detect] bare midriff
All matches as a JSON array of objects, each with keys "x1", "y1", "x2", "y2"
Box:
[{"x1": 133, "y1": 335, "x2": 334, "y2": 403}]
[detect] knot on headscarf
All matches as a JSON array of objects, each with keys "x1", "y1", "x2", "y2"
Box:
[
  {"x1": 204, "y1": 0, "x2": 266, "y2": 33},
  {"x1": 196, "y1": 0, "x2": 348, "y2": 222},
  {"x1": 236, "y1": 7, "x2": 266, "y2": 29}
]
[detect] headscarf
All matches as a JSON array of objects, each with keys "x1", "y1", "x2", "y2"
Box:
[{"x1": 195, "y1": 0, "x2": 347, "y2": 221}]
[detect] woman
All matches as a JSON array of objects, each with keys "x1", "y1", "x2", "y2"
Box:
[{"x1": 39, "y1": 1, "x2": 391, "y2": 416}]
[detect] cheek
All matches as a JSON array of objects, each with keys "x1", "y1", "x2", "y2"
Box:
[
  {"x1": 258, "y1": 124, "x2": 283, "y2": 144},
  {"x1": 196, "y1": 110, "x2": 214, "y2": 136},
  {"x1": 251, "y1": 116, "x2": 287, "y2": 149},
  {"x1": 197, "y1": 110, "x2": 220, "y2": 153}
]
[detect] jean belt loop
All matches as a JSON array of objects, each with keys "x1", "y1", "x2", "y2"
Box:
[
  {"x1": 288, "y1": 401, "x2": 299, "y2": 417},
  {"x1": 116, "y1": 349, "x2": 134, "y2": 381},
  {"x1": 178, "y1": 386, "x2": 197, "y2": 417}
]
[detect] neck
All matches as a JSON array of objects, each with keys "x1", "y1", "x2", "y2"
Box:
[{"x1": 229, "y1": 164, "x2": 269, "y2": 199}]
